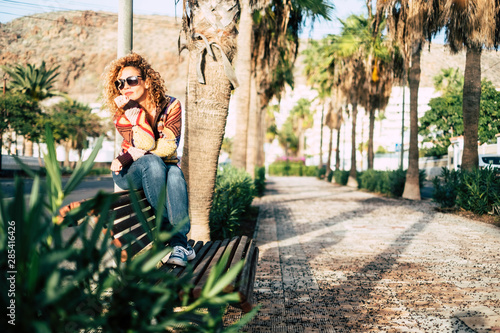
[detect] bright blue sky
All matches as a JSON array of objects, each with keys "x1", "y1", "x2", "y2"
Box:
[{"x1": 0, "y1": 0, "x2": 445, "y2": 42}]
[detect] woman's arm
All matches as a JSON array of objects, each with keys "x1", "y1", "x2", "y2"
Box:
[{"x1": 115, "y1": 96, "x2": 155, "y2": 150}]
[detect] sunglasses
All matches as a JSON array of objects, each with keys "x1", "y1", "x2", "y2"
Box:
[{"x1": 114, "y1": 76, "x2": 142, "y2": 90}]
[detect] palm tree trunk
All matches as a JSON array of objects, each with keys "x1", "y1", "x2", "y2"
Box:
[
  {"x1": 335, "y1": 124, "x2": 341, "y2": 171},
  {"x1": 326, "y1": 127, "x2": 333, "y2": 177},
  {"x1": 319, "y1": 104, "x2": 324, "y2": 169},
  {"x1": 402, "y1": 42, "x2": 421, "y2": 200},
  {"x1": 348, "y1": 103, "x2": 358, "y2": 187},
  {"x1": 231, "y1": 0, "x2": 253, "y2": 170},
  {"x1": 461, "y1": 46, "x2": 481, "y2": 171},
  {"x1": 64, "y1": 140, "x2": 71, "y2": 168},
  {"x1": 298, "y1": 118, "x2": 304, "y2": 157},
  {"x1": 25, "y1": 138, "x2": 33, "y2": 157},
  {"x1": 182, "y1": 44, "x2": 233, "y2": 241},
  {"x1": 246, "y1": 75, "x2": 258, "y2": 175},
  {"x1": 256, "y1": 105, "x2": 266, "y2": 168},
  {"x1": 367, "y1": 108, "x2": 375, "y2": 169}
]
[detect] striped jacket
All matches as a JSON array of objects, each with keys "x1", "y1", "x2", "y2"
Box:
[{"x1": 115, "y1": 95, "x2": 181, "y2": 167}]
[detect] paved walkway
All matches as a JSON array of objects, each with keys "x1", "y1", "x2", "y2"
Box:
[{"x1": 224, "y1": 176, "x2": 500, "y2": 332}]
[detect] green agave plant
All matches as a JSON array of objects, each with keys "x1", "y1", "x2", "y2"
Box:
[{"x1": 0, "y1": 126, "x2": 256, "y2": 333}]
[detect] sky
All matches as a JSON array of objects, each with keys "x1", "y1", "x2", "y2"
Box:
[{"x1": 0, "y1": 0, "x2": 446, "y2": 41}]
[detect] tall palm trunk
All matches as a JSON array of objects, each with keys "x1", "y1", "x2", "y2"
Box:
[
  {"x1": 402, "y1": 42, "x2": 421, "y2": 200},
  {"x1": 367, "y1": 107, "x2": 375, "y2": 169},
  {"x1": 326, "y1": 127, "x2": 333, "y2": 176},
  {"x1": 256, "y1": 104, "x2": 266, "y2": 167},
  {"x1": 319, "y1": 104, "x2": 324, "y2": 169},
  {"x1": 335, "y1": 124, "x2": 341, "y2": 171},
  {"x1": 231, "y1": 0, "x2": 253, "y2": 170},
  {"x1": 246, "y1": 75, "x2": 258, "y2": 175},
  {"x1": 25, "y1": 139, "x2": 33, "y2": 157},
  {"x1": 461, "y1": 46, "x2": 481, "y2": 170},
  {"x1": 63, "y1": 140, "x2": 71, "y2": 168},
  {"x1": 348, "y1": 103, "x2": 358, "y2": 187},
  {"x1": 181, "y1": 0, "x2": 238, "y2": 241}
]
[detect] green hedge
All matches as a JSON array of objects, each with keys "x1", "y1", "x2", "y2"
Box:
[
  {"x1": 357, "y1": 169, "x2": 426, "y2": 197},
  {"x1": 254, "y1": 166, "x2": 266, "y2": 197},
  {"x1": 210, "y1": 165, "x2": 256, "y2": 240},
  {"x1": 333, "y1": 170, "x2": 349, "y2": 185},
  {"x1": 268, "y1": 160, "x2": 317, "y2": 177}
]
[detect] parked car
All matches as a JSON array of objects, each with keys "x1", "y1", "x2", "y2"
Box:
[{"x1": 478, "y1": 154, "x2": 500, "y2": 171}]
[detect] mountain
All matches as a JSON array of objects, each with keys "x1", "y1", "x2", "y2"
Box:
[
  {"x1": 1, "y1": 10, "x2": 499, "y2": 109},
  {"x1": 0, "y1": 10, "x2": 188, "y2": 105}
]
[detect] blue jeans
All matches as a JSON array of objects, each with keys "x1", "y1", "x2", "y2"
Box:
[{"x1": 112, "y1": 154, "x2": 190, "y2": 248}]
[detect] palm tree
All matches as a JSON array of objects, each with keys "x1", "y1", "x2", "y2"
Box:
[
  {"x1": 433, "y1": 67, "x2": 464, "y2": 94},
  {"x1": 333, "y1": 13, "x2": 394, "y2": 170},
  {"x1": 442, "y1": 0, "x2": 499, "y2": 170},
  {"x1": 324, "y1": 99, "x2": 343, "y2": 175},
  {"x1": 1, "y1": 62, "x2": 63, "y2": 102},
  {"x1": 290, "y1": 98, "x2": 314, "y2": 157},
  {"x1": 2, "y1": 61, "x2": 66, "y2": 156},
  {"x1": 333, "y1": 17, "x2": 369, "y2": 187},
  {"x1": 231, "y1": 0, "x2": 255, "y2": 170},
  {"x1": 302, "y1": 39, "x2": 336, "y2": 170},
  {"x1": 237, "y1": 0, "x2": 332, "y2": 175},
  {"x1": 377, "y1": 0, "x2": 443, "y2": 200},
  {"x1": 180, "y1": 0, "x2": 239, "y2": 241}
]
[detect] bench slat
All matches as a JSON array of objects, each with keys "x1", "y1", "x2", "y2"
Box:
[
  {"x1": 192, "y1": 238, "x2": 233, "y2": 299},
  {"x1": 238, "y1": 247, "x2": 259, "y2": 313},
  {"x1": 112, "y1": 209, "x2": 155, "y2": 234},
  {"x1": 109, "y1": 190, "x2": 147, "y2": 209},
  {"x1": 112, "y1": 198, "x2": 150, "y2": 220},
  {"x1": 189, "y1": 240, "x2": 221, "y2": 287},
  {"x1": 223, "y1": 236, "x2": 249, "y2": 293},
  {"x1": 235, "y1": 239, "x2": 256, "y2": 304},
  {"x1": 121, "y1": 233, "x2": 153, "y2": 261}
]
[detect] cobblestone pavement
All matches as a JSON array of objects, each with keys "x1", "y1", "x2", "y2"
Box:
[{"x1": 224, "y1": 176, "x2": 500, "y2": 332}]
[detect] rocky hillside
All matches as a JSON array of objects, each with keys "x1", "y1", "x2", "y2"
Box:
[
  {"x1": 0, "y1": 10, "x2": 188, "y2": 105},
  {"x1": 1, "y1": 10, "x2": 500, "y2": 109}
]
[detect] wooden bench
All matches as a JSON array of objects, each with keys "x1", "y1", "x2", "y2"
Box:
[{"x1": 59, "y1": 189, "x2": 259, "y2": 313}]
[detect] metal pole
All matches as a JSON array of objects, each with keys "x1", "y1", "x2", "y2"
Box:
[
  {"x1": 118, "y1": 0, "x2": 133, "y2": 58},
  {"x1": 115, "y1": 0, "x2": 133, "y2": 191}
]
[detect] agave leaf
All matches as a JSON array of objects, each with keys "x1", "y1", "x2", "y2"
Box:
[{"x1": 64, "y1": 136, "x2": 104, "y2": 196}]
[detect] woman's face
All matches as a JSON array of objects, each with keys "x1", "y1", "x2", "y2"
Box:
[{"x1": 116, "y1": 66, "x2": 148, "y2": 104}]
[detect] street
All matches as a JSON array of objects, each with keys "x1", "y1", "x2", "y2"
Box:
[{"x1": 0, "y1": 175, "x2": 115, "y2": 205}]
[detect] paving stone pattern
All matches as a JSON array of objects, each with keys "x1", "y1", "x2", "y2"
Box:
[{"x1": 224, "y1": 176, "x2": 500, "y2": 332}]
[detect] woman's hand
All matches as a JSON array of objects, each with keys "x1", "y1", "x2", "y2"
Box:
[
  {"x1": 114, "y1": 95, "x2": 130, "y2": 109},
  {"x1": 110, "y1": 158, "x2": 123, "y2": 175}
]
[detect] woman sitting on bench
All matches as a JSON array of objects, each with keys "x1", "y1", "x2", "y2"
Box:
[{"x1": 102, "y1": 53, "x2": 195, "y2": 266}]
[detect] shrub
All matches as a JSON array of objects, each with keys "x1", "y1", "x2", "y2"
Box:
[
  {"x1": 432, "y1": 167, "x2": 460, "y2": 208},
  {"x1": 327, "y1": 170, "x2": 334, "y2": 182},
  {"x1": 210, "y1": 165, "x2": 256, "y2": 240},
  {"x1": 359, "y1": 170, "x2": 390, "y2": 194},
  {"x1": 333, "y1": 170, "x2": 349, "y2": 185},
  {"x1": 456, "y1": 167, "x2": 500, "y2": 215},
  {"x1": 1, "y1": 128, "x2": 255, "y2": 332},
  {"x1": 268, "y1": 160, "x2": 317, "y2": 177},
  {"x1": 358, "y1": 169, "x2": 426, "y2": 197},
  {"x1": 387, "y1": 169, "x2": 406, "y2": 197},
  {"x1": 254, "y1": 166, "x2": 266, "y2": 197},
  {"x1": 317, "y1": 166, "x2": 326, "y2": 179}
]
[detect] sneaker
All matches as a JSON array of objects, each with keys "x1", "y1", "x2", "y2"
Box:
[
  {"x1": 167, "y1": 245, "x2": 196, "y2": 266},
  {"x1": 185, "y1": 244, "x2": 196, "y2": 261}
]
